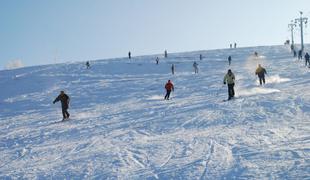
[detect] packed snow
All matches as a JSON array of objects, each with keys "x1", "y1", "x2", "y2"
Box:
[{"x1": 0, "y1": 45, "x2": 309, "y2": 179}]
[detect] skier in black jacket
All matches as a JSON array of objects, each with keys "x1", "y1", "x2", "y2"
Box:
[
  {"x1": 298, "y1": 50, "x2": 303, "y2": 60},
  {"x1": 305, "y1": 52, "x2": 310, "y2": 67},
  {"x1": 228, "y1": 56, "x2": 232, "y2": 65},
  {"x1": 53, "y1": 91, "x2": 70, "y2": 120}
]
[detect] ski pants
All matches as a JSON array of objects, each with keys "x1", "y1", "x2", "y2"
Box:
[
  {"x1": 259, "y1": 76, "x2": 265, "y2": 85},
  {"x1": 165, "y1": 90, "x2": 172, "y2": 100},
  {"x1": 227, "y1": 83, "x2": 235, "y2": 99},
  {"x1": 62, "y1": 106, "x2": 70, "y2": 119},
  {"x1": 305, "y1": 59, "x2": 310, "y2": 66}
]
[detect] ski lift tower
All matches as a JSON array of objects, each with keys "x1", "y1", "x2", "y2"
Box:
[
  {"x1": 295, "y1": 11, "x2": 308, "y2": 53},
  {"x1": 288, "y1": 20, "x2": 296, "y2": 46}
]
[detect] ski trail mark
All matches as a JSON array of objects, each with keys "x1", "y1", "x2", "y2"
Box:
[{"x1": 200, "y1": 140, "x2": 215, "y2": 180}]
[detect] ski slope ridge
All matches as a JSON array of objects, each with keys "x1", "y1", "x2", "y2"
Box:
[{"x1": 0, "y1": 45, "x2": 309, "y2": 179}]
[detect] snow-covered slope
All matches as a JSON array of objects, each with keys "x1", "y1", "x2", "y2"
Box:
[{"x1": 0, "y1": 45, "x2": 309, "y2": 179}]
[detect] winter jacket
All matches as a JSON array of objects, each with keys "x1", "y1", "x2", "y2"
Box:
[
  {"x1": 223, "y1": 73, "x2": 235, "y2": 85},
  {"x1": 255, "y1": 67, "x2": 267, "y2": 78},
  {"x1": 53, "y1": 94, "x2": 70, "y2": 109},
  {"x1": 165, "y1": 82, "x2": 174, "y2": 91}
]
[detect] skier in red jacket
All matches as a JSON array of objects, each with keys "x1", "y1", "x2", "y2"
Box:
[{"x1": 164, "y1": 80, "x2": 174, "y2": 100}]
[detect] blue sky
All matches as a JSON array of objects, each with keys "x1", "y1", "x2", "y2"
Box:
[{"x1": 1, "y1": 0, "x2": 310, "y2": 69}]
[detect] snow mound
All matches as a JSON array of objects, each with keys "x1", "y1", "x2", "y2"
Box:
[
  {"x1": 266, "y1": 74, "x2": 291, "y2": 84},
  {"x1": 237, "y1": 87, "x2": 280, "y2": 97}
]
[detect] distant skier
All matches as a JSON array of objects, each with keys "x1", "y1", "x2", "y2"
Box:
[
  {"x1": 255, "y1": 64, "x2": 267, "y2": 86},
  {"x1": 254, "y1": 52, "x2": 258, "y2": 57},
  {"x1": 86, "y1": 61, "x2": 90, "y2": 69},
  {"x1": 228, "y1": 56, "x2": 232, "y2": 65},
  {"x1": 234, "y1": 42, "x2": 237, "y2": 48},
  {"x1": 156, "y1": 57, "x2": 159, "y2": 65},
  {"x1": 290, "y1": 44, "x2": 294, "y2": 52},
  {"x1": 193, "y1": 61, "x2": 198, "y2": 74},
  {"x1": 223, "y1": 69, "x2": 235, "y2": 100},
  {"x1": 285, "y1": 40, "x2": 290, "y2": 45},
  {"x1": 230, "y1": 44, "x2": 232, "y2": 48},
  {"x1": 164, "y1": 80, "x2": 174, "y2": 100},
  {"x1": 164, "y1": 50, "x2": 168, "y2": 58},
  {"x1": 171, "y1": 64, "x2": 175, "y2": 75},
  {"x1": 128, "y1": 51, "x2": 131, "y2": 59},
  {"x1": 298, "y1": 50, "x2": 302, "y2": 60},
  {"x1": 305, "y1": 52, "x2": 310, "y2": 66},
  {"x1": 199, "y1": 54, "x2": 203, "y2": 60},
  {"x1": 53, "y1": 91, "x2": 70, "y2": 121}
]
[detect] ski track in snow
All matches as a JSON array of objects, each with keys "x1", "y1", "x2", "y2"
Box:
[{"x1": 0, "y1": 45, "x2": 310, "y2": 179}]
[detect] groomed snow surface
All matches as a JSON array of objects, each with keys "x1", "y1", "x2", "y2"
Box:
[{"x1": 0, "y1": 45, "x2": 309, "y2": 179}]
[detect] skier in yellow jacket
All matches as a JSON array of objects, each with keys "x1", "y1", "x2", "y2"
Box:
[
  {"x1": 223, "y1": 69, "x2": 235, "y2": 100},
  {"x1": 255, "y1": 64, "x2": 267, "y2": 85}
]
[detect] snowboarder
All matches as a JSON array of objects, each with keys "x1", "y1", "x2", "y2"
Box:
[
  {"x1": 305, "y1": 52, "x2": 310, "y2": 66},
  {"x1": 86, "y1": 61, "x2": 90, "y2": 69},
  {"x1": 223, "y1": 69, "x2": 235, "y2": 100},
  {"x1": 193, "y1": 61, "x2": 198, "y2": 74},
  {"x1": 53, "y1": 91, "x2": 70, "y2": 121},
  {"x1": 298, "y1": 50, "x2": 302, "y2": 60},
  {"x1": 171, "y1": 64, "x2": 175, "y2": 75},
  {"x1": 156, "y1": 57, "x2": 159, "y2": 65},
  {"x1": 228, "y1": 56, "x2": 232, "y2": 65},
  {"x1": 164, "y1": 50, "x2": 168, "y2": 58},
  {"x1": 164, "y1": 80, "x2": 174, "y2": 100},
  {"x1": 255, "y1": 64, "x2": 267, "y2": 86},
  {"x1": 199, "y1": 54, "x2": 203, "y2": 60},
  {"x1": 128, "y1": 51, "x2": 131, "y2": 59}
]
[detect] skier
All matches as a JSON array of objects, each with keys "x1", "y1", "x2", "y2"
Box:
[
  {"x1": 171, "y1": 64, "x2": 175, "y2": 75},
  {"x1": 53, "y1": 91, "x2": 70, "y2": 121},
  {"x1": 290, "y1": 44, "x2": 294, "y2": 52},
  {"x1": 305, "y1": 52, "x2": 310, "y2": 67},
  {"x1": 298, "y1": 50, "x2": 302, "y2": 60},
  {"x1": 255, "y1": 64, "x2": 267, "y2": 86},
  {"x1": 86, "y1": 61, "x2": 90, "y2": 69},
  {"x1": 234, "y1": 42, "x2": 237, "y2": 48},
  {"x1": 193, "y1": 61, "x2": 198, "y2": 74},
  {"x1": 156, "y1": 57, "x2": 159, "y2": 65},
  {"x1": 254, "y1": 52, "x2": 258, "y2": 57},
  {"x1": 164, "y1": 80, "x2": 174, "y2": 100},
  {"x1": 164, "y1": 50, "x2": 168, "y2": 58},
  {"x1": 293, "y1": 50, "x2": 297, "y2": 58},
  {"x1": 230, "y1": 44, "x2": 232, "y2": 48},
  {"x1": 128, "y1": 51, "x2": 131, "y2": 59},
  {"x1": 228, "y1": 56, "x2": 232, "y2": 65},
  {"x1": 199, "y1": 54, "x2": 203, "y2": 60},
  {"x1": 223, "y1": 69, "x2": 235, "y2": 100}
]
